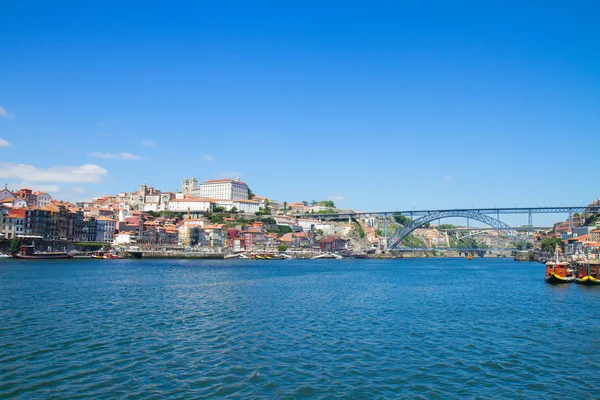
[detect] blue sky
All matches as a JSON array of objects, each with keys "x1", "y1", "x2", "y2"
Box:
[{"x1": 0, "y1": 1, "x2": 598, "y2": 225}]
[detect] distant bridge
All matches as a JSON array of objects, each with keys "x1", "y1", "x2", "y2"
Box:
[{"x1": 296, "y1": 206, "x2": 599, "y2": 251}]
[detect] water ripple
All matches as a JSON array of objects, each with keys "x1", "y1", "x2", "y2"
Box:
[{"x1": 1, "y1": 258, "x2": 599, "y2": 398}]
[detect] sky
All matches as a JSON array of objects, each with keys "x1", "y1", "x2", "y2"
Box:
[{"x1": 0, "y1": 1, "x2": 598, "y2": 226}]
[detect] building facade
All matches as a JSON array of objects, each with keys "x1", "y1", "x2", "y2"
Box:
[{"x1": 194, "y1": 178, "x2": 249, "y2": 200}]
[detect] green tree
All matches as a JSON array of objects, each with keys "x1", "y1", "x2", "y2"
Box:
[
  {"x1": 277, "y1": 244, "x2": 288, "y2": 252},
  {"x1": 213, "y1": 206, "x2": 225, "y2": 213},
  {"x1": 319, "y1": 200, "x2": 335, "y2": 208},
  {"x1": 248, "y1": 188, "x2": 255, "y2": 199},
  {"x1": 438, "y1": 224, "x2": 457, "y2": 230},
  {"x1": 394, "y1": 214, "x2": 411, "y2": 225},
  {"x1": 541, "y1": 237, "x2": 562, "y2": 253},
  {"x1": 9, "y1": 239, "x2": 22, "y2": 254}
]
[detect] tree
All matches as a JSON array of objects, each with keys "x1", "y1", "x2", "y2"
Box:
[
  {"x1": 438, "y1": 224, "x2": 457, "y2": 230},
  {"x1": 319, "y1": 200, "x2": 335, "y2": 208},
  {"x1": 283, "y1": 201, "x2": 288, "y2": 212},
  {"x1": 248, "y1": 188, "x2": 255, "y2": 199},
  {"x1": 277, "y1": 244, "x2": 288, "y2": 252},
  {"x1": 394, "y1": 214, "x2": 411, "y2": 225},
  {"x1": 9, "y1": 239, "x2": 22, "y2": 254},
  {"x1": 302, "y1": 201, "x2": 309, "y2": 206},
  {"x1": 213, "y1": 206, "x2": 225, "y2": 213},
  {"x1": 541, "y1": 237, "x2": 562, "y2": 253}
]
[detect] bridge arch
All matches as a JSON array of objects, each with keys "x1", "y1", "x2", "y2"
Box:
[{"x1": 387, "y1": 210, "x2": 521, "y2": 250}]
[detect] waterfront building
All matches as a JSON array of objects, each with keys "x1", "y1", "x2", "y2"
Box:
[
  {"x1": 1, "y1": 210, "x2": 25, "y2": 239},
  {"x1": 591, "y1": 229, "x2": 600, "y2": 243},
  {"x1": 25, "y1": 208, "x2": 52, "y2": 238},
  {"x1": 194, "y1": 178, "x2": 249, "y2": 200},
  {"x1": 83, "y1": 218, "x2": 98, "y2": 242},
  {"x1": 96, "y1": 217, "x2": 116, "y2": 243},
  {"x1": 319, "y1": 235, "x2": 348, "y2": 251}
]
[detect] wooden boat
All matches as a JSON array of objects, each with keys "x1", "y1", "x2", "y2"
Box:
[
  {"x1": 12, "y1": 245, "x2": 74, "y2": 260},
  {"x1": 545, "y1": 261, "x2": 574, "y2": 284},
  {"x1": 575, "y1": 261, "x2": 600, "y2": 286}
]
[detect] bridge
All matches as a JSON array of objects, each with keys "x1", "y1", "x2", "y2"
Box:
[{"x1": 295, "y1": 206, "x2": 599, "y2": 251}]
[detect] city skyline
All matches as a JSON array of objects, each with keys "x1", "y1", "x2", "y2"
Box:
[{"x1": 1, "y1": 1, "x2": 598, "y2": 227}]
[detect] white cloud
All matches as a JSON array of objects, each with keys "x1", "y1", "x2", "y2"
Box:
[
  {"x1": 0, "y1": 138, "x2": 11, "y2": 148},
  {"x1": 0, "y1": 163, "x2": 108, "y2": 183},
  {"x1": 119, "y1": 152, "x2": 142, "y2": 160},
  {"x1": 202, "y1": 155, "x2": 214, "y2": 162},
  {"x1": 328, "y1": 195, "x2": 345, "y2": 201},
  {"x1": 141, "y1": 140, "x2": 157, "y2": 147},
  {"x1": 89, "y1": 152, "x2": 142, "y2": 160},
  {"x1": 0, "y1": 107, "x2": 14, "y2": 119}
]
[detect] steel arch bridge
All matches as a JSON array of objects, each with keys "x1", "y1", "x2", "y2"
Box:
[{"x1": 387, "y1": 210, "x2": 521, "y2": 250}]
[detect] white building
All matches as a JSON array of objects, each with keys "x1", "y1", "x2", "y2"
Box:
[
  {"x1": 194, "y1": 178, "x2": 249, "y2": 200},
  {"x1": 96, "y1": 217, "x2": 116, "y2": 243},
  {"x1": 297, "y1": 218, "x2": 335, "y2": 235},
  {"x1": 2, "y1": 213, "x2": 24, "y2": 239},
  {"x1": 168, "y1": 198, "x2": 213, "y2": 213},
  {"x1": 35, "y1": 192, "x2": 52, "y2": 207},
  {"x1": 214, "y1": 199, "x2": 261, "y2": 214}
]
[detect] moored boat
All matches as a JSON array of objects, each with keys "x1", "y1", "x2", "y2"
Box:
[
  {"x1": 545, "y1": 246, "x2": 574, "y2": 284},
  {"x1": 545, "y1": 261, "x2": 574, "y2": 283},
  {"x1": 12, "y1": 245, "x2": 74, "y2": 260},
  {"x1": 575, "y1": 261, "x2": 600, "y2": 286}
]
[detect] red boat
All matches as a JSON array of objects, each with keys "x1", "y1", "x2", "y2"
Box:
[{"x1": 12, "y1": 245, "x2": 74, "y2": 260}]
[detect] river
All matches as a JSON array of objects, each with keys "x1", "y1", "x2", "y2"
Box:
[{"x1": 0, "y1": 258, "x2": 598, "y2": 398}]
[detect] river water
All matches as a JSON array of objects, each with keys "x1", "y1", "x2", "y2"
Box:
[{"x1": 0, "y1": 258, "x2": 598, "y2": 399}]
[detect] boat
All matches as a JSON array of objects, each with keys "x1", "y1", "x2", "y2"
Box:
[
  {"x1": 467, "y1": 254, "x2": 474, "y2": 260},
  {"x1": 575, "y1": 261, "x2": 600, "y2": 286},
  {"x1": 12, "y1": 245, "x2": 74, "y2": 260},
  {"x1": 544, "y1": 247, "x2": 574, "y2": 284},
  {"x1": 0, "y1": 253, "x2": 10, "y2": 258}
]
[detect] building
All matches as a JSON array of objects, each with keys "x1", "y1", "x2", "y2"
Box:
[
  {"x1": 182, "y1": 177, "x2": 198, "y2": 195},
  {"x1": 0, "y1": 186, "x2": 15, "y2": 202},
  {"x1": 194, "y1": 178, "x2": 249, "y2": 200},
  {"x1": 319, "y1": 235, "x2": 348, "y2": 251},
  {"x1": 15, "y1": 188, "x2": 37, "y2": 207},
  {"x1": 591, "y1": 229, "x2": 600, "y2": 243},
  {"x1": 1, "y1": 210, "x2": 25, "y2": 239},
  {"x1": 213, "y1": 199, "x2": 261, "y2": 214},
  {"x1": 35, "y1": 192, "x2": 52, "y2": 207},
  {"x1": 96, "y1": 217, "x2": 116, "y2": 243},
  {"x1": 168, "y1": 198, "x2": 213, "y2": 213}
]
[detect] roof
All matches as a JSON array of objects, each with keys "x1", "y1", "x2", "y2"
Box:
[
  {"x1": 202, "y1": 178, "x2": 248, "y2": 186},
  {"x1": 170, "y1": 198, "x2": 212, "y2": 203}
]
